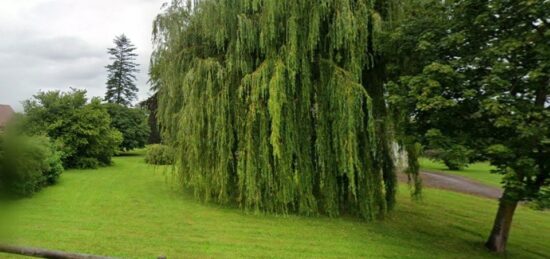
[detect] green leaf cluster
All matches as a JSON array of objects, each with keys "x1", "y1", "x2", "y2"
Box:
[
  {"x1": 0, "y1": 134, "x2": 63, "y2": 198},
  {"x1": 387, "y1": 0, "x2": 549, "y2": 206},
  {"x1": 22, "y1": 89, "x2": 123, "y2": 169},
  {"x1": 104, "y1": 103, "x2": 150, "y2": 151},
  {"x1": 145, "y1": 144, "x2": 174, "y2": 165}
]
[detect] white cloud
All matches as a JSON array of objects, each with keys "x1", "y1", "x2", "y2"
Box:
[{"x1": 0, "y1": 0, "x2": 167, "y2": 111}]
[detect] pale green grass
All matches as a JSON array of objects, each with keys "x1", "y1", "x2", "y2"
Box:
[
  {"x1": 419, "y1": 158, "x2": 502, "y2": 188},
  {"x1": 0, "y1": 153, "x2": 548, "y2": 258}
]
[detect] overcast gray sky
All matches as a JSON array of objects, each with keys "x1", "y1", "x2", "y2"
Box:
[{"x1": 0, "y1": 0, "x2": 166, "y2": 111}]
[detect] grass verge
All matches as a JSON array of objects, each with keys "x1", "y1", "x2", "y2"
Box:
[{"x1": 0, "y1": 153, "x2": 547, "y2": 258}]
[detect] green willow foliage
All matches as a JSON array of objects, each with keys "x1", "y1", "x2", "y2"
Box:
[{"x1": 152, "y1": 0, "x2": 410, "y2": 219}]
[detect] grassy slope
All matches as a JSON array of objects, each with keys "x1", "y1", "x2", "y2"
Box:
[
  {"x1": 1, "y1": 153, "x2": 548, "y2": 258},
  {"x1": 419, "y1": 158, "x2": 502, "y2": 188}
]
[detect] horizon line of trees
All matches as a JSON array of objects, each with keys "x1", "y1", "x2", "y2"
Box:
[{"x1": 0, "y1": 33, "x2": 155, "y2": 198}]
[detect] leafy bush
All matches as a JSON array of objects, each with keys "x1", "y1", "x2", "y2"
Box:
[
  {"x1": 145, "y1": 144, "x2": 174, "y2": 165},
  {"x1": 0, "y1": 134, "x2": 64, "y2": 197},
  {"x1": 104, "y1": 103, "x2": 150, "y2": 151},
  {"x1": 22, "y1": 89, "x2": 122, "y2": 169},
  {"x1": 439, "y1": 145, "x2": 472, "y2": 170},
  {"x1": 530, "y1": 183, "x2": 550, "y2": 210},
  {"x1": 425, "y1": 129, "x2": 473, "y2": 170}
]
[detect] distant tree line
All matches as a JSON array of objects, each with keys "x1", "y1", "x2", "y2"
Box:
[{"x1": 0, "y1": 34, "x2": 152, "y2": 198}]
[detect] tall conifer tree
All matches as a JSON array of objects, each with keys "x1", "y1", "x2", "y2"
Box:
[
  {"x1": 151, "y1": 0, "x2": 417, "y2": 219},
  {"x1": 105, "y1": 34, "x2": 140, "y2": 106}
]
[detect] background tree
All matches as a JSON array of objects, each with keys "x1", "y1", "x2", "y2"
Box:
[
  {"x1": 152, "y1": 0, "x2": 418, "y2": 219},
  {"x1": 23, "y1": 89, "x2": 122, "y2": 169},
  {"x1": 386, "y1": 0, "x2": 549, "y2": 252},
  {"x1": 424, "y1": 129, "x2": 473, "y2": 170},
  {"x1": 139, "y1": 93, "x2": 161, "y2": 144},
  {"x1": 105, "y1": 34, "x2": 140, "y2": 106},
  {"x1": 380, "y1": 0, "x2": 477, "y2": 171},
  {"x1": 104, "y1": 103, "x2": 150, "y2": 151}
]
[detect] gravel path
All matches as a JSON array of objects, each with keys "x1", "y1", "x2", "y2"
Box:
[{"x1": 399, "y1": 171, "x2": 503, "y2": 199}]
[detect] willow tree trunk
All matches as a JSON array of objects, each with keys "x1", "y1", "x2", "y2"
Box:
[{"x1": 485, "y1": 196, "x2": 518, "y2": 253}]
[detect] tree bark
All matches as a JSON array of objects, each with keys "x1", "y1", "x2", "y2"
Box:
[{"x1": 485, "y1": 197, "x2": 518, "y2": 253}]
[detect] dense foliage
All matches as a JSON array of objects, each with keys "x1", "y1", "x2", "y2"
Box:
[
  {"x1": 23, "y1": 90, "x2": 122, "y2": 169},
  {"x1": 140, "y1": 93, "x2": 162, "y2": 144},
  {"x1": 425, "y1": 129, "x2": 473, "y2": 170},
  {"x1": 151, "y1": 0, "x2": 418, "y2": 219},
  {"x1": 145, "y1": 144, "x2": 174, "y2": 165},
  {"x1": 0, "y1": 134, "x2": 63, "y2": 197},
  {"x1": 105, "y1": 103, "x2": 150, "y2": 151},
  {"x1": 386, "y1": 0, "x2": 549, "y2": 252},
  {"x1": 105, "y1": 34, "x2": 140, "y2": 106}
]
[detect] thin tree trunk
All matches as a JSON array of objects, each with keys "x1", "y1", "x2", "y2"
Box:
[{"x1": 485, "y1": 196, "x2": 518, "y2": 253}]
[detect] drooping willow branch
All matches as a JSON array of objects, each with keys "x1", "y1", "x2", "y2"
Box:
[{"x1": 151, "y1": 0, "x2": 418, "y2": 220}]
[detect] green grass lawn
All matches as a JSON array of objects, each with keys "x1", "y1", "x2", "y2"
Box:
[
  {"x1": 0, "y1": 152, "x2": 548, "y2": 258},
  {"x1": 419, "y1": 158, "x2": 503, "y2": 188}
]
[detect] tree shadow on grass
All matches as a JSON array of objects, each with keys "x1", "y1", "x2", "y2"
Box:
[
  {"x1": 116, "y1": 152, "x2": 142, "y2": 157},
  {"x1": 363, "y1": 198, "x2": 546, "y2": 258},
  {"x1": 156, "y1": 176, "x2": 546, "y2": 258}
]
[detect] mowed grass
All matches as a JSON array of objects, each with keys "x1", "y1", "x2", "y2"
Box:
[
  {"x1": 420, "y1": 158, "x2": 502, "y2": 188},
  {"x1": 0, "y1": 152, "x2": 548, "y2": 258}
]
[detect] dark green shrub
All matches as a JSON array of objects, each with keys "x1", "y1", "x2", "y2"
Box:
[
  {"x1": 22, "y1": 90, "x2": 122, "y2": 169},
  {"x1": 425, "y1": 129, "x2": 472, "y2": 170},
  {"x1": 425, "y1": 145, "x2": 472, "y2": 170},
  {"x1": 439, "y1": 145, "x2": 472, "y2": 170},
  {"x1": 104, "y1": 103, "x2": 150, "y2": 151},
  {"x1": 0, "y1": 134, "x2": 64, "y2": 197},
  {"x1": 44, "y1": 149, "x2": 64, "y2": 185},
  {"x1": 139, "y1": 94, "x2": 161, "y2": 144},
  {"x1": 145, "y1": 144, "x2": 174, "y2": 165}
]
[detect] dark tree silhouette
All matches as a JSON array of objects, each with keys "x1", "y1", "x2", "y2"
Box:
[{"x1": 105, "y1": 34, "x2": 139, "y2": 106}]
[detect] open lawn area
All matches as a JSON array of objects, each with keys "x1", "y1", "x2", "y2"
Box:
[
  {"x1": 1, "y1": 152, "x2": 548, "y2": 258},
  {"x1": 419, "y1": 158, "x2": 502, "y2": 188}
]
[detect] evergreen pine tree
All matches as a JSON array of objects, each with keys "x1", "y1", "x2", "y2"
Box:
[{"x1": 105, "y1": 34, "x2": 139, "y2": 106}]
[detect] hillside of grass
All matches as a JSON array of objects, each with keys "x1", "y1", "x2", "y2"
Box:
[
  {"x1": 419, "y1": 158, "x2": 503, "y2": 188},
  {"x1": 0, "y1": 152, "x2": 548, "y2": 258}
]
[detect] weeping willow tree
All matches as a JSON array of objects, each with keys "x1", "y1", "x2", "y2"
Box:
[{"x1": 151, "y1": 0, "x2": 418, "y2": 220}]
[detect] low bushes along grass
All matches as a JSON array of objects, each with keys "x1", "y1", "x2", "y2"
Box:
[{"x1": 145, "y1": 144, "x2": 173, "y2": 165}]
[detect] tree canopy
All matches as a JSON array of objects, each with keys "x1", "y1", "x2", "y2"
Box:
[
  {"x1": 104, "y1": 103, "x2": 150, "y2": 151},
  {"x1": 386, "y1": 0, "x2": 549, "y2": 252},
  {"x1": 23, "y1": 89, "x2": 122, "y2": 169},
  {"x1": 105, "y1": 34, "x2": 140, "y2": 106},
  {"x1": 151, "y1": 0, "x2": 418, "y2": 219},
  {"x1": 139, "y1": 93, "x2": 162, "y2": 144}
]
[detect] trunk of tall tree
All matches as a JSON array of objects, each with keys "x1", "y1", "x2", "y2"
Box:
[{"x1": 485, "y1": 196, "x2": 518, "y2": 253}]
